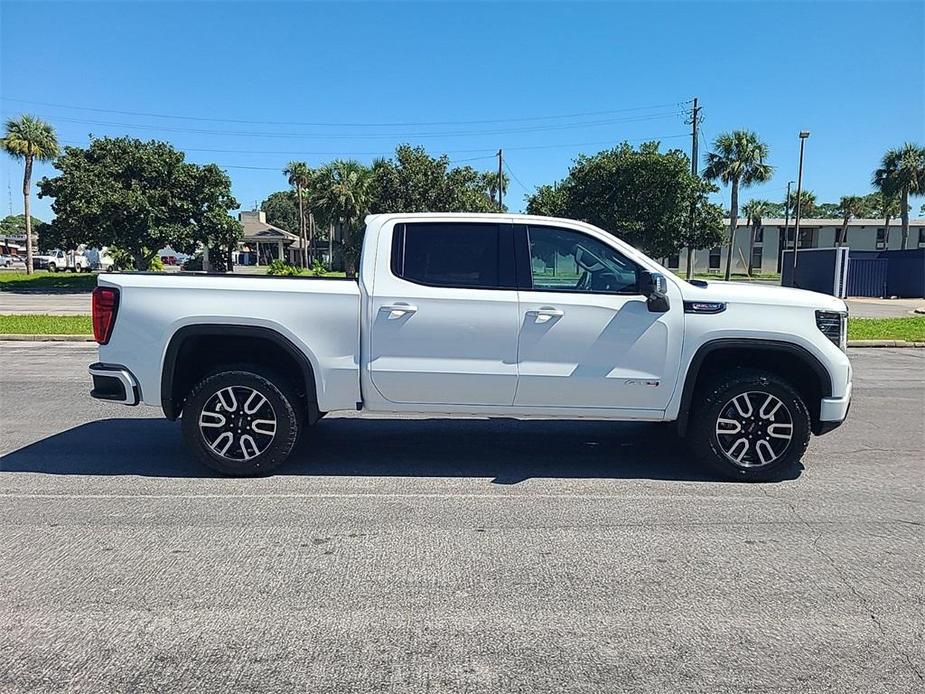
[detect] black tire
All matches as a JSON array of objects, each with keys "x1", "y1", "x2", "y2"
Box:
[
  {"x1": 689, "y1": 368, "x2": 810, "y2": 482},
  {"x1": 48, "y1": 264, "x2": 58, "y2": 273},
  {"x1": 181, "y1": 368, "x2": 302, "y2": 476}
]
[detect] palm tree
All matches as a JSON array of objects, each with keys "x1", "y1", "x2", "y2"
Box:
[
  {"x1": 1, "y1": 115, "x2": 60, "y2": 274},
  {"x1": 835, "y1": 195, "x2": 869, "y2": 246},
  {"x1": 873, "y1": 143, "x2": 925, "y2": 250},
  {"x1": 867, "y1": 192, "x2": 901, "y2": 249},
  {"x1": 741, "y1": 199, "x2": 767, "y2": 276},
  {"x1": 787, "y1": 189, "x2": 817, "y2": 219},
  {"x1": 284, "y1": 161, "x2": 312, "y2": 267},
  {"x1": 311, "y1": 160, "x2": 373, "y2": 277},
  {"x1": 702, "y1": 130, "x2": 773, "y2": 280}
]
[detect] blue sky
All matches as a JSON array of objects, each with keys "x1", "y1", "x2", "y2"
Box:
[{"x1": 2, "y1": 0, "x2": 923, "y2": 221}]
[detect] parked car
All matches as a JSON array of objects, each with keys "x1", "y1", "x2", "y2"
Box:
[
  {"x1": 88, "y1": 213, "x2": 851, "y2": 481},
  {"x1": 0, "y1": 253, "x2": 22, "y2": 267}
]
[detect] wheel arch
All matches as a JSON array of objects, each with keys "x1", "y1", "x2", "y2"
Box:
[
  {"x1": 160, "y1": 324, "x2": 321, "y2": 423},
  {"x1": 676, "y1": 339, "x2": 833, "y2": 437}
]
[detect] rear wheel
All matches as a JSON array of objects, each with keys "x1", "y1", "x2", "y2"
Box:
[
  {"x1": 689, "y1": 368, "x2": 810, "y2": 482},
  {"x1": 181, "y1": 368, "x2": 302, "y2": 476}
]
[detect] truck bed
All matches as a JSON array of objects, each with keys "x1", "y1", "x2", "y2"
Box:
[{"x1": 97, "y1": 272, "x2": 362, "y2": 412}]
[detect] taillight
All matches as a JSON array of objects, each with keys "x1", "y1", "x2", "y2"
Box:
[{"x1": 92, "y1": 286, "x2": 119, "y2": 344}]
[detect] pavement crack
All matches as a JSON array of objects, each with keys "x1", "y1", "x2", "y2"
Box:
[{"x1": 763, "y1": 488, "x2": 924, "y2": 682}]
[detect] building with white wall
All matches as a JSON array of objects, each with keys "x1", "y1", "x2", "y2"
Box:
[{"x1": 667, "y1": 218, "x2": 925, "y2": 275}]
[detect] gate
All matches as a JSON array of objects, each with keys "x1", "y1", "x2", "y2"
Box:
[{"x1": 845, "y1": 256, "x2": 888, "y2": 298}]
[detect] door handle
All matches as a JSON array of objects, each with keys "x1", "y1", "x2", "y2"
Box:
[
  {"x1": 380, "y1": 303, "x2": 418, "y2": 319},
  {"x1": 527, "y1": 307, "x2": 563, "y2": 323}
]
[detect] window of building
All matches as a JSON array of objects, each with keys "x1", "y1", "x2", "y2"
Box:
[
  {"x1": 918, "y1": 229, "x2": 925, "y2": 248},
  {"x1": 666, "y1": 254, "x2": 680, "y2": 269},
  {"x1": 392, "y1": 222, "x2": 510, "y2": 289},
  {"x1": 526, "y1": 225, "x2": 639, "y2": 294},
  {"x1": 798, "y1": 228, "x2": 815, "y2": 248},
  {"x1": 876, "y1": 228, "x2": 887, "y2": 250},
  {"x1": 750, "y1": 246, "x2": 763, "y2": 271},
  {"x1": 708, "y1": 247, "x2": 722, "y2": 270},
  {"x1": 755, "y1": 226, "x2": 764, "y2": 244}
]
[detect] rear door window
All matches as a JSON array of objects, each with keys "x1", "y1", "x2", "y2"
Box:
[{"x1": 391, "y1": 222, "x2": 515, "y2": 289}]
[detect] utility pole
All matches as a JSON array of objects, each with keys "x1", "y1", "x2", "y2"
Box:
[
  {"x1": 685, "y1": 98, "x2": 701, "y2": 279},
  {"x1": 791, "y1": 131, "x2": 810, "y2": 286},
  {"x1": 497, "y1": 149, "x2": 504, "y2": 212}
]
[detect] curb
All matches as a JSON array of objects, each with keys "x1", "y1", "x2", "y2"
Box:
[
  {"x1": 0, "y1": 334, "x2": 94, "y2": 342},
  {"x1": 847, "y1": 340, "x2": 925, "y2": 348}
]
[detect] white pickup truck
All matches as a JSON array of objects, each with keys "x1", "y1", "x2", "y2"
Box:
[{"x1": 89, "y1": 213, "x2": 851, "y2": 481}]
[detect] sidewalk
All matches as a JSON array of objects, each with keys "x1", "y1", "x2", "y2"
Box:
[{"x1": 845, "y1": 297, "x2": 925, "y2": 318}]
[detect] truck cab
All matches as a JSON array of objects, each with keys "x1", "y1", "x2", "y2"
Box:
[{"x1": 89, "y1": 213, "x2": 851, "y2": 481}]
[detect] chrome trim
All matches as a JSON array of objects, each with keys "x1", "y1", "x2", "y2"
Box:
[{"x1": 88, "y1": 363, "x2": 140, "y2": 405}]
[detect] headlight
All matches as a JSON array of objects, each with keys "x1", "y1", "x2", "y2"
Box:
[{"x1": 816, "y1": 310, "x2": 847, "y2": 352}]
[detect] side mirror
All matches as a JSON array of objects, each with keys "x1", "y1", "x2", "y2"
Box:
[{"x1": 639, "y1": 271, "x2": 670, "y2": 313}]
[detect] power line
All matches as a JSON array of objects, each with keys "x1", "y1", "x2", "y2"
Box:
[
  {"x1": 57, "y1": 134, "x2": 689, "y2": 159},
  {"x1": 1, "y1": 96, "x2": 691, "y2": 128},
  {"x1": 503, "y1": 160, "x2": 531, "y2": 193},
  {"x1": 11, "y1": 111, "x2": 682, "y2": 140}
]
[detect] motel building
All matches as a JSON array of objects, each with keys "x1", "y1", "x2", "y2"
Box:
[{"x1": 668, "y1": 218, "x2": 925, "y2": 275}]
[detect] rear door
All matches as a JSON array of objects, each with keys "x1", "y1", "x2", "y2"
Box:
[
  {"x1": 515, "y1": 223, "x2": 683, "y2": 411},
  {"x1": 368, "y1": 220, "x2": 520, "y2": 406}
]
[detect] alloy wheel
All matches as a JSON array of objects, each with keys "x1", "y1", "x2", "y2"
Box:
[
  {"x1": 198, "y1": 386, "x2": 278, "y2": 461},
  {"x1": 715, "y1": 391, "x2": 793, "y2": 468}
]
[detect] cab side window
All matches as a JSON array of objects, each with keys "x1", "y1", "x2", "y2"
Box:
[
  {"x1": 391, "y1": 222, "x2": 516, "y2": 289},
  {"x1": 527, "y1": 225, "x2": 639, "y2": 294}
]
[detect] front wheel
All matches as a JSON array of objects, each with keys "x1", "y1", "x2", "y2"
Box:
[
  {"x1": 689, "y1": 368, "x2": 811, "y2": 482},
  {"x1": 181, "y1": 368, "x2": 302, "y2": 476}
]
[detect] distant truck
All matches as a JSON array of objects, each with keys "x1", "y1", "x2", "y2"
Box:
[
  {"x1": 39, "y1": 249, "x2": 91, "y2": 273},
  {"x1": 88, "y1": 213, "x2": 852, "y2": 481}
]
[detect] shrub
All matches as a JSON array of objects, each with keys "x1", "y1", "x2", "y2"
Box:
[
  {"x1": 310, "y1": 259, "x2": 328, "y2": 276},
  {"x1": 266, "y1": 259, "x2": 303, "y2": 276}
]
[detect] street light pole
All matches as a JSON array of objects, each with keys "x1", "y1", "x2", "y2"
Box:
[
  {"x1": 791, "y1": 131, "x2": 810, "y2": 286},
  {"x1": 780, "y1": 180, "x2": 793, "y2": 273}
]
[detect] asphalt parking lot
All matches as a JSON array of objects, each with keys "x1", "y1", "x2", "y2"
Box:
[{"x1": 1, "y1": 343, "x2": 922, "y2": 693}]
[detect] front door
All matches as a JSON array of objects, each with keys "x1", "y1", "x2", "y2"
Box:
[
  {"x1": 369, "y1": 221, "x2": 520, "y2": 406},
  {"x1": 515, "y1": 224, "x2": 682, "y2": 411}
]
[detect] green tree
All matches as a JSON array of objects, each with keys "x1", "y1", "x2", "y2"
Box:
[
  {"x1": 834, "y1": 195, "x2": 871, "y2": 246},
  {"x1": 284, "y1": 161, "x2": 312, "y2": 266},
  {"x1": 260, "y1": 191, "x2": 299, "y2": 236},
  {"x1": 865, "y1": 191, "x2": 901, "y2": 248},
  {"x1": 310, "y1": 160, "x2": 373, "y2": 277},
  {"x1": 368, "y1": 145, "x2": 503, "y2": 214},
  {"x1": 786, "y1": 189, "x2": 817, "y2": 218},
  {"x1": 526, "y1": 141, "x2": 720, "y2": 259},
  {"x1": 741, "y1": 199, "x2": 768, "y2": 276},
  {"x1": 0, "y1": 213, "x2": 46, "y2": 236},
  {"x1": 874, "y1": 143, "x2": 925, "y2": 249},
  {"x1": 1, "y1": 115, "x2": 60, "y2": 274},
  {"x1": 702, "y1": 130, "x2": 773, "y2": 280},
  {"x1": 676, "y1": 178, "x2": 725, "y2": 278},
  {"x1": 37, "y1": 137, "x2": 240, "y2": 270},
  {"x1": 525, "y1": 184, "x2": 568, "y2": 217}
]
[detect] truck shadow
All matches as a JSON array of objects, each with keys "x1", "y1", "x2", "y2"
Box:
[{"x1": 0, "y1": 417, "x2": 803, "y2": 483}]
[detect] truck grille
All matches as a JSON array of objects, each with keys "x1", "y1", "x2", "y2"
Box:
[{"x1": 816, "y1": 310, "x2": 846, "y2": 350}]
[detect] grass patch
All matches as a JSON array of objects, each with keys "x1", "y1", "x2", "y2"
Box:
[
  {"x1": 0, "y1": 314, "x2": 93, "y2": 335},
  {"x1": 848, "y1": 317, "x2": 925, "y2": 342},
  {"x1": 0, "y1": 271, "x2": 97, "y2": 292}
]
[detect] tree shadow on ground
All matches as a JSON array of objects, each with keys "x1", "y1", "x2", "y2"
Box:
[{"x1": 0, "y1": 416, "x2": 802, "y2": 483}]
